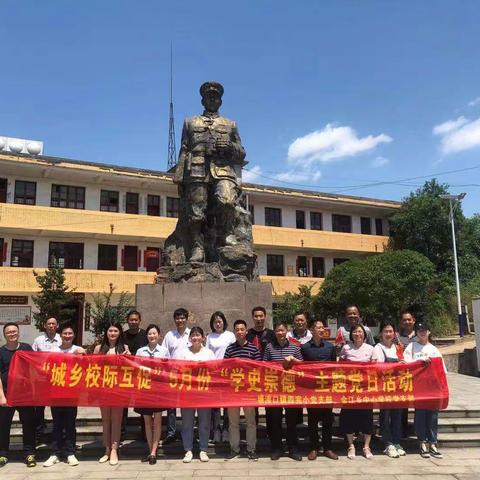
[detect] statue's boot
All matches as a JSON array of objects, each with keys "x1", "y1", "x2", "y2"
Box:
[{"x1": 190, "y1": 244, "x2": 205, "y2": 262}]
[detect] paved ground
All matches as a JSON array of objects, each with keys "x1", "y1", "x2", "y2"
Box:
[{"x1": 1, "y1": 448, "x2": 480, "y2": 480}]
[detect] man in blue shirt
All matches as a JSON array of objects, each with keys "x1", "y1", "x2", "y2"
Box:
[{"x1": 301, "y1": 319, "x2": 338, "y2": 461}]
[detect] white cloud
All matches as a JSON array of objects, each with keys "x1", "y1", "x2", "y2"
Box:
[
  {"x1": 370, "y1": 156, "x2": 390, "y2": 168},
  {"x1": 287, "y1": 123, "x2": 392, "y2": 165},
  {"x1": 468, "y1": 97, "x2": 480, "y2": 108},
  {"x1": 433, "y1": 116, "x2": 480, "y2": 154},
  {"x1": 273, "y1": 169, "x2": 322, "y2": 184},
  {"x1": 242, "y1": 165, "x2": 263, "y2": 183},
  {"x1": 433, "y1": 116, "x2": 468, "y2": 136}
]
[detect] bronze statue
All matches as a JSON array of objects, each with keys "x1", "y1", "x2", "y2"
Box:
[{"x1": 161, "y1": 82, "x2": 256, "y2": 282}]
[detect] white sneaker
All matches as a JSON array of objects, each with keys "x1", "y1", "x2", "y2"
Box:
[
  {"x1": 213, "y1": 429, "x2": 221, "y2": 443},
  {"x1": 183, "y1": 451, "x2": 193, "y2": 463},
  {"x1": 384, "y1": 445, "x2": 400, "y2": 458},
  {"x1": 199, "y1": 451, "x2": 209, "y2": 462},
  {"x1": 395, "y1": 444, "x2": 406, "y2": 456},
  {"x1": 67, "y1": 455, "x2": 79, "y2": 466},
  {"x1": 43, "y1": 455, "x2": 60, "y2": 467},
  {"x1": 222, "y1": 429, "x2": 229, "y2": 443}
]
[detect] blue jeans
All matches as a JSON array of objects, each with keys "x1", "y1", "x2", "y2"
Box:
[
  {"x1": 181, "y1": 408, "x2": 211, "y2": 452},
  {"x1": 414, "y1": 409, "x2": 438, "y2": 443},
  {"x1": 166, "y1": 408, "x2": 176, "y2": 438},
  {"x1": 379, "y1": 409, "x2": 402, "y2": 446}
]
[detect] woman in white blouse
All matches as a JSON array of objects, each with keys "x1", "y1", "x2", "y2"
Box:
[
  {"x1": 174, "y1": 327, "x2": 215, "y2": 463},
  {"x1": 206, "y1": 311, "x2": 235, "y2": 442}
]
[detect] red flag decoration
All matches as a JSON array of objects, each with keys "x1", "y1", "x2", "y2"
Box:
[{"x1": 7, "y1": 352, "x2": 449, "y2": 410}]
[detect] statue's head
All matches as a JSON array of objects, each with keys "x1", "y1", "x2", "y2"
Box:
[{"x1": 200, "y1": 81, "x2": 224, "y2": 113}]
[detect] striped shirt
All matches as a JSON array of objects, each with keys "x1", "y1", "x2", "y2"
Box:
[
  {"x1": 224, "y1": 341, "x2": 261, "y2": 360},
  {"x1": 263, "y1": 339, "x2": 303, "y2": 361}
]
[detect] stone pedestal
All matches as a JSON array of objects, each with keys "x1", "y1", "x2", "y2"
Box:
[{"x1": 135, "y1": 281, "x2": 273, "y2": 333}]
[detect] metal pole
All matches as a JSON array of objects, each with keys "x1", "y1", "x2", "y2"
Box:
[{"x1": 449, "y1": 198, "x2": 464, "y2": 336}]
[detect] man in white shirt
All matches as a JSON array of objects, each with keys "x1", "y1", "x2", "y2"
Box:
[
  {"x1": 32, "y1": 317, "x2": 61, "y2": 435},
  {"x1": 287, "y1": 312, "x2": 312, "y2": 345},
  {"x1": 161, "y1": 308, "x2": 191, "y2": 444}
]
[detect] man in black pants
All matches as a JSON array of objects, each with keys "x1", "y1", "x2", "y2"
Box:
[
  {"x1": 0, "y1": 322, "x2": 36, "y2": 468},
  {"x1": 301, "y1": 319, "x2": 338, "y2": 460}
]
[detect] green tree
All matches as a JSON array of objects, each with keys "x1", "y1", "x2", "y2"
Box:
[
  {"x1": 315, "y1": 250, "x2": 455, "y2": 334},
  {"x1": 272, "y1": 284, "x2": 317, "y2": 325},
  {"x1": 32, "y1": 266, "x2": 76, "y2": 331},
  {"x1": 89, "y1": 284, "x2": 134, "y2": 342}
]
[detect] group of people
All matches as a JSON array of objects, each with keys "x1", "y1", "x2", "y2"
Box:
[{"x1": 0, "y1": 305, "x2": 446, "y2": 469}]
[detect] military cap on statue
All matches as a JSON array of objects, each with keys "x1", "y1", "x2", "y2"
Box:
[{"x1": 200, "y1": 81, "x2": 224, "y2": 98}]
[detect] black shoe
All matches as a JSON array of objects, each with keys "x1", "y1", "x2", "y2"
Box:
[
  {"x1": 25, "y1": 455, "x2": 37, "y2": 468},
  {"x1": 270, "y1": 450, "x2": 281, "y2": 461},
  {"x1": 247, "y1": 451, "x2": 259, "y2": 461},
  {"x1": 148, "y1": 455, "x2": 157, "y2": 465},
  {"x1": 141, "y1": 456, "x2": 150, "y2": 463},
  {"x1": 288, "y1": 451, "x2": 302, "y2": 462},
  {"x1": 163, "y1": 435, "x2": 176, "y2": 445},
  {"x1": 225, "y1": 450, "x2": 240, "y2": 460}
]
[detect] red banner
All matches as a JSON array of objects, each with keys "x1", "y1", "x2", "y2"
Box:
[{"x1": 7, "y1": 352, "x2": 449, "y2": 409}]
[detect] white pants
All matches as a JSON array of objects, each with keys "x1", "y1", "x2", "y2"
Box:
[{"x1": 228, "y1": 407, "x2": 256, "y2": 453}]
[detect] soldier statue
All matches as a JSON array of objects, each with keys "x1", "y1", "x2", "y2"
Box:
[{"x1": 162, "y1": 81, "x2": 256, "y2": 282}]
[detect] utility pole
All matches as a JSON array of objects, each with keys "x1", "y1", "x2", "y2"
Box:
[
  {"x1": 167, "y1": 43, "x2": 177, "y2": 170},
  {"x1": 440, "y1": 193, "x2": 466, "y2": 337}
]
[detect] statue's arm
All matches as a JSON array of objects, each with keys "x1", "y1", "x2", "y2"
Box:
[
  {"x1": 173, "y1": 120, "x2": 190, "y2": 184},
  {"x1": 230, "y1": 121, "x2": 246, "y2": 165}
]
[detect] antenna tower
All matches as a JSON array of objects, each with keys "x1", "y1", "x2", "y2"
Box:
[{"x1": 167, "y1": 43, "x2": 177, "y2": 169}]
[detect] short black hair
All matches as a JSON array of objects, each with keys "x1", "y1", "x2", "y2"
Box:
[
  {"x1": 145, "y1": 324, "x2": 161, "y2": 335},
  {"x1": 59, "y1": 322, "x2": 76, "y2": 335},
  {"x1": 173, "y1": 308, "x2": 189, "y2": 319},
  {"x1": 379, "y1": 321, "x2": 397, "y2": 333},
  {"x1": 233, "y1": 319, "x2": 247, "y2": 329},
  {"x1": 309, "y1": 318, "x2": 325, "y2": 329},
  {"x1": 251, "y1": 306, "x2": 266, "y2": 316},
  {"x1": 127, "y1": 310, "x2": 142, "y2": 320},
  {"x1": 349, "y1": 323, "x2": 367, "y2": 342},
  {"x1": 209, "y1": 311, "x2": 228, "y2": 332},
  {"x1": 189, "y1": 326, "x2": 205, "y2": 337},
  {"x1": 293, "y1": 311, "x2": 309, "y2": 321},
  {"x1": 400, "y1": 309, "x2": 416, "y2": 319},
  {"x1": 273, "y1": 320, "x2": 289, "y2": 330},
  {"x1": 345, "y1": 304, "x2": 361, "y2": 315},
  {"x1": 3, "y1": 322, "x2": 19, "y2": 333}
]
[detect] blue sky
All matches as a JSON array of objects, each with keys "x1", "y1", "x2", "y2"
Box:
[{"x1": 1, "y1": 0, "x2": 479, "y2": 215}]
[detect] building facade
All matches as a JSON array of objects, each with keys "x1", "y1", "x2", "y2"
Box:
[{"x1": 0, "y1": 151, "x2": 399, "y2": 343}]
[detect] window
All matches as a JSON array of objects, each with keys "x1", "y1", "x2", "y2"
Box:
[
  {"x1": 98, "y1": 244, "x2": 118, "y2": 270},
  {"x1": 312, "y1": 257, "x2": 325, "y2": 277},
  {"x1": 375, "y1": 218, "x2": 384, "y2": 236},
  {"x1": 0, "y1": 178, "x2": 7, "y2": 203},
  {"x1": 126, "y1": 192, "x2": 139, "y2": 214},
  {"x1": 310, "y1": 212, "x2": 322, "y2": 230},
  {"x1": 333, "y1": 258, "x2": 348, "y2": 267},
  {"x1": 248, "y1": 204, "x2": 255, "y2": 224},
  {"x1": 296, "y1": 256, "x2": 308, "y2": 277},
  {"x1": 166, "y1": 197, "x2": 179, "y2": 218},
  {"x1": 147, "y1": 195, "x2": 161, "y2": 216},
  {"x1": 332, "y1": 214, "x2": 352, "y2": 233},
  {"x1": 266, "y1": 254, "x2": 284, "y2": 276},
  {"x1": 100, "y1": 190, "x2": 119, "y2": 212},
  {"x1": 10, "y1": 239, "x2": 34, "y2": 267},
  {"x1": 145, "y1": 247, "x2": 161, "y2": 272},
  {"x1": 14, "y1": 180, "x2": 36, "y2": 205},
  {"x1": 51, "y1": 184, "x2": 85, "y2": 209},
  {"x1": 0, "y1": 238, "x2": 4, "y2": 266},
  {"x1": 123, "y1": 245, "x2": 138, "y2": 271},
  {"x1": 49, "y1": 242, "x2": 84, "y2": 269},
  {"x1": 361, "y1": 217, "x2": 371, "y2": 235},
  {"x1": 265, "y1": 207, "x2": 282, "y2": 227},
  {"x1": 296, "y1": 210, "x2": 306, "y2": 229}
]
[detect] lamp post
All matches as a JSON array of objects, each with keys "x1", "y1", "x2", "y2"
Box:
[{"x1": 439, "y1": 193, "x2": 466, "y2": 337}]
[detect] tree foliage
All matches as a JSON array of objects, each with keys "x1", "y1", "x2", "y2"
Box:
[
  {"x1": 272, "y1": 284, "x2": 317, "y2": 325},
  {"x1": 89, "y1": 284, "x2": 134, "y2": 342},
  {"x1": 315, "y1": 250, "x2": 454, "y2": 327},
  {"x1": 32, "y1": 267, "x2": 76, "y2": 331}
]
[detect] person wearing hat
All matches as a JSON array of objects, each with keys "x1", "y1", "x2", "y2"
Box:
[
  {"x1": 172, "y1": 81, "x2": 246, "y2": 262},
  {"x1": 404, "y1": 321, "x2": 446, "y2": 460}
]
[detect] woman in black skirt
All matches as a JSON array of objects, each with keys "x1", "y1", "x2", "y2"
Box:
[
  {"x1": 338, "y1": 324, "x2": 376, "y2": 459},
  {"x1": 135, "y1": 324, "x2": 170, "y2": 464}
]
